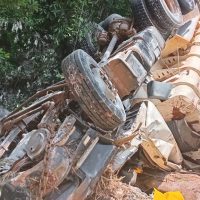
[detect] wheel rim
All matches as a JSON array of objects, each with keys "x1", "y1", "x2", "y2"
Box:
[
  {"x1": 164, "y1": 0, "x2": 181, "y2": 15},
  {"x1": 164, "y1": 0, "x2": 183, "y2": 24}
]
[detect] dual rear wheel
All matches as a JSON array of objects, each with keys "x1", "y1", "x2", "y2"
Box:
[{"x1": 130, "y1": 0, "x2": 183, "y2": 39}]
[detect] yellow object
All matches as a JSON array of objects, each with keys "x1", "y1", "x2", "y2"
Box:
[
  {"x1": 154, "y1": 189, "x2": 184, "y2": 200},
  {"x1": 134, "y1": 167, "x2": 143, "y2": 174}
]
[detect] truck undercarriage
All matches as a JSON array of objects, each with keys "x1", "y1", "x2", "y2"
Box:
[{"x1": 1, "y1": 1, "x2": 200, "y2": 200}]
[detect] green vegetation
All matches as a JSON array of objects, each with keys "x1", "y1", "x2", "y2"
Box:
[{"x1": 0, "y1": 0, "x2": 131, "y2": 109}]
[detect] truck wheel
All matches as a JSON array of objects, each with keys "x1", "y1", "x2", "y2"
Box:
[
  {"x1": 99, "y1": 14, "x2": 124, "y2": 30},
  {"x1": 130, "y1": 0, "x2": 171, "y2": 40},
  {"x1": 178, "y1": 0, "x2": 195, "y2": 14},
  {"x1": 62, "y1": 49, "x2": 126, "y2": 131},
  {"x1": 145, "y1": 0, "x2": 183, "y2": 29},
  {"x1": 78, "y1": 23, "x2": 104, "y2": 61}
]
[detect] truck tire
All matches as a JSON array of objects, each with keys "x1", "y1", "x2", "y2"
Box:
[
  {"x1": 78, "y1": 23, "x2": 104, "y2": 61},
  {"x1": 178, "y1": 0, "x2": 195, "y2": 14},
  {"x1": 99, "y1": 14, "x2": 124, "y2": 30},
  {"x1": 130, "y1": 0, "x2": 171, "y2": 40},
  {"x1": 62, "y1": 49, "x2": 126, "y2": 131},
  {"x1": 145, "y1": 0, "x2": 183, "y2": 29}
]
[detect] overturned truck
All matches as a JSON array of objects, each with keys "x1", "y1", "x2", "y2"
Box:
[{"x1": 1, "y1": 0, "x2": 200, "y2": 199}]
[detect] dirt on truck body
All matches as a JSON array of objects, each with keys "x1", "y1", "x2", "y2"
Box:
[{"x1": 1, "y1": 0, "x2": 200, "y2": 200}]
